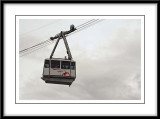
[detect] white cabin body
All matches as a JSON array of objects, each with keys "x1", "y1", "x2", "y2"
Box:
[{"x1": 42, "y1": 58, "x2": 76, "y2": 85}]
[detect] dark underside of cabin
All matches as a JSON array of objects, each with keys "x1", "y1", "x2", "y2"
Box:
[{"x1": 41, "y1": 76, "x2": 75, "y2": 86}]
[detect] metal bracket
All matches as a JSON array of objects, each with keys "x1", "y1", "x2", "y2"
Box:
[
  {"x1": 61, "y1": 32, "x2": 72, "y2": 60},
  {"x1": 50, "y1": 31, "x2": 73, "y2": 60},
  {"x1": 50, "y1": 35, "x2": 61, "y2": 59}
]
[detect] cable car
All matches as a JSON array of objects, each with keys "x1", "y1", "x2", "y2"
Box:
[
  {"x1": 41, "y1": 25, "x2": 76, "y2": 86},
  {"x1": 41, "y1": 58, "x2": 76, "y2": 86}
]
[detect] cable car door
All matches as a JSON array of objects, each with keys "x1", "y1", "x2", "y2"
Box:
[
  {"x1": 70, "y1": 62, "x2": 76, "y2": 78},
  {"x1": 50, "y1": 60, "x2": 61, "y2": 76},
  {"x1": 43, "y1": 60, "x2": 50, "y2": 76},
  {"x1": 60, "y1": 61, "x2": 71, "y2": 77}
]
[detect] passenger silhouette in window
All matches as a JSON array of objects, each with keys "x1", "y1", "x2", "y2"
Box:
[
  {"x1": 44, "y1": 60, "x2": 50, "y2": 68},
  {"x1": 51, "y1": 60, "x2": 60, "y2": 68},
  {"x1": 71, "y1": 62, "x2": 75, "y2": 70},
  {"x1": 61, "y1": 61, "x2": 70, "y2": 69}
]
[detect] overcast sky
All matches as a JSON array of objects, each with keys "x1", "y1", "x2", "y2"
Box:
[{"x1": 19, "y1": 19, "x2": 141, "y2": 100}]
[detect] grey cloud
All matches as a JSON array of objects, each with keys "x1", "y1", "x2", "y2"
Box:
[{"x1": 19, "y1": 19, "x2": 141, "y2": 100}]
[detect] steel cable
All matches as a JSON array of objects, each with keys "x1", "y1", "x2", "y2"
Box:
[
  {"x1": 19, "y1": 19, "x2": 101, "y2": 56},
  {"x1": 19, "y1": 19, "x2": 99, "y2": 54}
]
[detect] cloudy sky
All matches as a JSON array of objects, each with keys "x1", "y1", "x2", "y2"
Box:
[{"x1": 19, "y1": 18, "x2": 141, "y2": 100}]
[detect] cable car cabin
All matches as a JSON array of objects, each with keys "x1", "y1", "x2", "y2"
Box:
[{"x1": 41, "y1": 58, "x2": 76, "y2": 86}]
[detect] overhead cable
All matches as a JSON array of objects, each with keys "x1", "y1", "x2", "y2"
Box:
[{"x1": 19, "y1": 19, "x2": 101, "y2": 57}]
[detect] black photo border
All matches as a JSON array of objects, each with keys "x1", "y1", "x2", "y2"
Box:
[{"x1": 1, "y1": 0, "x2": 159, "y2": 117}]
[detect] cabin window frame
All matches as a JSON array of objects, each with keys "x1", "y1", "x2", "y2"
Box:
[
  {"x1": 71, "y1": 62, "x2": 76, "y2": 70},
  {"x1": 44, "y1": 60, "x2": 50, "y2": 68},
  {"x1": 51, "y1": 60, "x2": 60, "y2": 68},
  {"x1": 61, "y1": 61, "x2": 71, "y2": 69}
]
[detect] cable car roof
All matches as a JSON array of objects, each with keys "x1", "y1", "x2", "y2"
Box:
[{"x1": 45, "y1": 58, "x2": 75, "y2": 62}]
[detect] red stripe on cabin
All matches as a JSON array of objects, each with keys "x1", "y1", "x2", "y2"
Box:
[{"x1": 62, "y1": 72, "x2": 70, "y2": 76}]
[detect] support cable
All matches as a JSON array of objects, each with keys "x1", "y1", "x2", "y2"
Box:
[{"x1": 19, "y1": 19, "x2": 101, "y2": 57}]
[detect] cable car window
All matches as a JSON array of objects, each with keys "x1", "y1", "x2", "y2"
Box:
[
  {"x1": 51, "y1": 60, "x2": 60, "y2": 68},
  {"x1": 71, "y1": 62, "x2": 75, "y2": 70},
  {"x1": 44, "y1": 60, "x2": 50, "y2": 68},
  {"x1": 61, "y1": 61, "x2": 70, "y2": 69}
]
